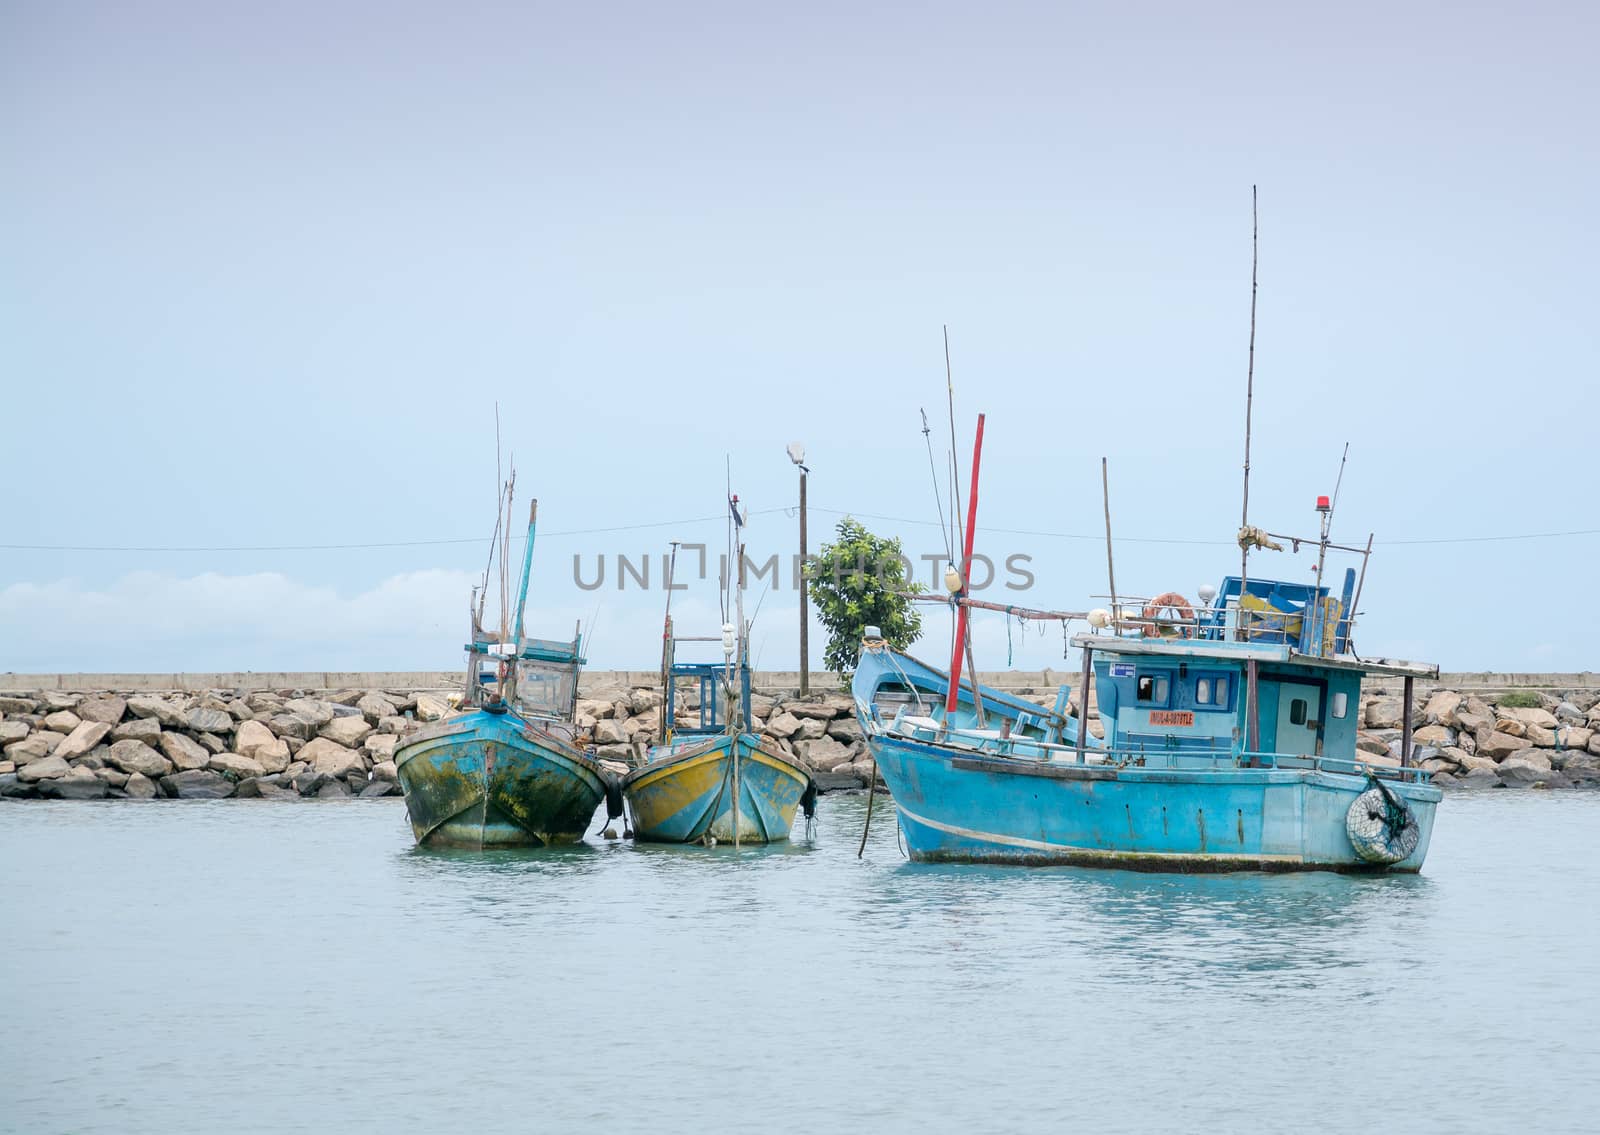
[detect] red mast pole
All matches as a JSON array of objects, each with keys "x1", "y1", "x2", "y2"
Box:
[{"x1": 945, "y1": 413, "x2": 986, "y2": 715}]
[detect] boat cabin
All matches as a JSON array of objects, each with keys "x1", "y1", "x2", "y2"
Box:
[
  {"x1": 1072, "y1": 573, "x2": 1438, "y2": 775},
  {"x1": 1091, "y1": 647, "x2": 1362, "y2": 761},
  {"x1": 464, "y1": 632, "x2": 586, "y2": 724}
]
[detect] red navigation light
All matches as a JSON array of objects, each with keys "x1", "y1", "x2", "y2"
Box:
[{"x1": 1316, "y1": 495, "x2": 1331, "y2": 511}]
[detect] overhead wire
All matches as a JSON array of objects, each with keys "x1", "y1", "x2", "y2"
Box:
[{"x1": 3, "y1": 512, "x2": 1596, "y2": 555}]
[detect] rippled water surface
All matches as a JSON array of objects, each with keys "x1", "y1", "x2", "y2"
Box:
[{"x1": 5, "y1": 792, "x2": 1598, "y2": 1133}]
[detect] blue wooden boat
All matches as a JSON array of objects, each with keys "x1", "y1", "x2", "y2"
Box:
[
  {"x1": 396, "y1": 496, "x2": 616, "y2": 849},
  {"x1": 621, "y1": 496, "x2": 816, "y2": 846},
  {"x1": 853, "y1": 406, "x2": 1440, "y2": 872},
  {"x1": 854, "y1": 569, "x2": 1442, "y2": 872},
  {"x1": 398, "y1": 699, "x2": 612, "y2": 848}
]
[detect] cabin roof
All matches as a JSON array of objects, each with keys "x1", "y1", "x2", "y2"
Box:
[{"x1": 1068, "y1": 633, "x2": 1439, "y2": 679}]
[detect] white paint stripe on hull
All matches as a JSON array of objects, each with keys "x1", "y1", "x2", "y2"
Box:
[{"x1": 894, "y1": 803, "x2": 1305, "y2": 864}]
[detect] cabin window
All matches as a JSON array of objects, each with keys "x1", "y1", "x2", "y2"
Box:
[
  {"x1": 1331, "y1": 691, "x2": 1348, "y2": 719},
  {"x1": 1189, "y1": 673, "x2": 1231, "y2": 708},
  {"x1": 1136, "y1": 674, "x2": 1170, "y2": 704},
  {"x1": 1289, "y1": 698, "x2": 1308, "y2": 726}
]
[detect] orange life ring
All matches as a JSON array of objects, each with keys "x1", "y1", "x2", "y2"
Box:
[{"x1": 1142, "y1": 592, "x2": 1195, "y2": 638}]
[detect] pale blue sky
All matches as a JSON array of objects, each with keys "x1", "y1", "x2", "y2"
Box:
[{"x1": 3, "y1": 0, "x2": 1595, "y2": 674}]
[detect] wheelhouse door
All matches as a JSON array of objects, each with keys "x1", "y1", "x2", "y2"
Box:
[{"x1": 1273, "y1": 681, "x2": 1322, "y2": 756}]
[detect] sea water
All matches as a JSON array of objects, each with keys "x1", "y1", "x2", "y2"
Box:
[{"x1": 4, "y1": 792, "x2": 1597, "y2": 1133}]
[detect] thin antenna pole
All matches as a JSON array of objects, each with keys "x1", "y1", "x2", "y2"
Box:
[
  {"x1": 1238, "y1": 186, "x2": 1259, "y2": 639},
  {"x1": 1102, "y1": 458, "x2": 1120, "y2": 634},
  {"x1": 478, "y1": 404, "x2": 504, "y2": 627},
  {"x1": 499, "y1": 471, "x2": 514, "y2": 647},
  {"x1": 944, "y1": 326, "x2": 967, "y2": 666},
  {"x1": 944, "y1": 326, "x2": 964, "y2": 562},
  {"x1": 1329, "y1": 441, "x2": 1351, "y2": 516},
  {"x1": 922, "y1": 408, "x2": 952, "y2": 560},
  {"x1": 1314, "y1": 442, "x2": 1350, "y2": 602}
]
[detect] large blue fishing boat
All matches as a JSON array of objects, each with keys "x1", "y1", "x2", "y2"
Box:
[
  {"x1": 621, "y1": 495, "x2": 816, "y2": 846},
  {"x1": 854, "y1": 576, "x2": 1442, "y2": 871},
  {"x1": 396, "y1": 494, "x2": 616, "y2": 849},
  {"x1": 853, "y1": 413, "x2": 1441, "y2": 872}
]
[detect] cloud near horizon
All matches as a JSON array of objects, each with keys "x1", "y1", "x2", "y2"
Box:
[
  {"x1": 0, "y1": 570, "x2": 753, "y2": 675},
  {"x1": 1, "y1": 570, "x2": 482, "y2": 672}
]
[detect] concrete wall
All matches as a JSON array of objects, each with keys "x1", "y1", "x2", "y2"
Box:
[{"x1": 2, "y1": 669, "x2": 1595, "y2": 693}]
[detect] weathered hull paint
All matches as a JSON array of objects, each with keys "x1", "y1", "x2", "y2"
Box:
[
  {"x1": 870, "y1": 733, "x2": 1441, "y2": 872},
  {"x1": 395, "y1": 709, "x2": 610, "y2": 849},
  {"x1": 623, "y1": 733, "x2": 810, "y2": 844}
]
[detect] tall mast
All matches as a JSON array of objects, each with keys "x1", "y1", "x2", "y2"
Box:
[
  {"x1": 729, "y1": 492, "x2": 747, "y2": 850},
  {"x1": 731, "y1": 496, "x2": 748, "y2": 731},
  {"x1": 1238, "y1": 185, "x2": 1259, "y2": 637},
  {"x1": 1102, "y1": 457, "x2": 1120, "y2": 634},
  {"x1": 944, "y1": 413, "x2": 986, "y2": 716}
]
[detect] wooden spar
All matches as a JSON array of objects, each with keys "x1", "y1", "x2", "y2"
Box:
[
  {"x1": 1400, "y1": 676, "x2": 1414, "y2": 768},
  {"x1": 1239, "y1": 185, "x2": 1259, "y2": 626},
  {"x1": 1246, "y1": 658, "x2": 1261, "y2": 754},
  {"x1": 1345, "y1": 533, "x2": 1375, "y2": 653},
  {"x1": 945, "y1": 413, "x2": 986, "y2": 716},
  {"x1": 900, "y1": 593, "x2": 1090, "y2": 622},
  {"x1": 511, "y1": 499, "x2": 538, "y2": 646},
  {"x1": 1262, "y1": 531, "x2": 1370, "y2": 555},
  {"x1": 964, "y1": 633, "x2": 986, "y2": 727},
  {"x1": 1076, "y1": 644, "x2": 1092, "y2": 763},
  {"x1": 659, "y1": 543, "x2": 679, "y2": 745},
  {"x1": 1102, "y1": 458, "x2": 1120, "y2": 633}
]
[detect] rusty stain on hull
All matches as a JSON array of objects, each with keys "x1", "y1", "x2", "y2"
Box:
[
  {"x1": 908, "y1": 846, "x2": 1423, "y2": 874},
  {"x1": 622, "y1": 733, "x2": 811, "y2": 844},
  {"x1": 396, "y1": 709, "x2": 611, "y2": 849}
]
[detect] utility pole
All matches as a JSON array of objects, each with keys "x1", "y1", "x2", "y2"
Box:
[{"x1": 788, "y1": 442, "x2": 810, "y2": 694}]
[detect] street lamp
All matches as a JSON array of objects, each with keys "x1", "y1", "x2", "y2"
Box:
[{"x1": 787, "y1": 442, "x2": 809, "y2": 695}]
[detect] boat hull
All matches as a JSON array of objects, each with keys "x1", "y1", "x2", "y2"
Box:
[
  {"x1": 622, "y1": 733, "x2": 812, "y2": 844},
  {"x1": 395, "y1": 709, "x2": 611, "y2": 848},
  {"x1": 869, "y1": 734, "x2": 1441, "y2": 872}
]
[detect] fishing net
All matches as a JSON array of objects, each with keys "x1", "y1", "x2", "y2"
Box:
[{"x1": 1345, "y1": 777, "x2": 1421, "y2": 864}]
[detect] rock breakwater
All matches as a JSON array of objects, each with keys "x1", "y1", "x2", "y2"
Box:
[
  {"x1": 1354, "y1": 684, "x2": 1600, "y2": 790},
  {"x1": 0, "y1": 681, "x2": 881, "y2": 801},
  {"x1": 2, "y1": 679, "x2": 1596, "y2": 801}
]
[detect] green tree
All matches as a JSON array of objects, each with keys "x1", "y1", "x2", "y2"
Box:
[{"x1": 807, "y1": 517, "x2": 924, "y2": 674}]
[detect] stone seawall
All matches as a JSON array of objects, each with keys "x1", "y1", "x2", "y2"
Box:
[
  {"x1": 0, "y1": 680, "x2": 879, "y2": 801},
  {"x1": 4, "y1": 670, "x2": 1597, "y2": 694},
  {"x1": 2, "y1": 677, "x2": 1597, "y2": 801}
]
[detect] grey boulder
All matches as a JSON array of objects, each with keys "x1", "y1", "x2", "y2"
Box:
[{"x1": 160, "y1": 769, "x2": 235, "y2": 799}]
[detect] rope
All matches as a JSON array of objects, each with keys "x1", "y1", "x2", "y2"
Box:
[
  {"x1": 1366, "y1": 773, "x2": 1410, "y2": 840},
  {"x1": 856, "y1": 753, "x2": 878, "y2": 859}
]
